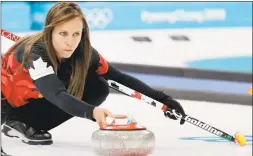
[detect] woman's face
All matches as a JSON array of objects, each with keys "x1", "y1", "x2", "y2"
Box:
[{"x1": 52, "y1": 17, "x2": 83, "y2": 61}]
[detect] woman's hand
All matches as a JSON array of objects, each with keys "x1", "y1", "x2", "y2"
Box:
[{"x1": 93, "y1": 107, "x2": 112, "y2": 125}]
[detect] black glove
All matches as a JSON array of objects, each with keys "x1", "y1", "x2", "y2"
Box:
[{"x1": 156, "y1": 91, "x2": 186, "y2": 125}]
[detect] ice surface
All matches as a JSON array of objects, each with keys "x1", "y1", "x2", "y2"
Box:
[{"x1": 1, "y1": 94, "x2": 252, "y2": 156}]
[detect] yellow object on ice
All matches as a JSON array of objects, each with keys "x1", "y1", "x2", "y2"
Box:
[
  {"x1": 235, "y1": 132, "x2": 246, "y2": 146},
  {"x1": 249, "y1": 87, "x2": 252, "y2": 95}
]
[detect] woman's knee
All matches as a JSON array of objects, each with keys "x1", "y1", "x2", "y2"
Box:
[{"x1": 83, "y1": 76, "x2": 109, "y2": 106}]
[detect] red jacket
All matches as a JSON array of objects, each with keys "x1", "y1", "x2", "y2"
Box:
[{"x1": 1, "y1": 52, "x2": 41, "y2": 107}]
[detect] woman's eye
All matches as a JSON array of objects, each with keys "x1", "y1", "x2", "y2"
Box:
[
  {"x1": 59, "y1": 32, "x2": 67, "y2": 36},
  {"x1": 74, "y1": 33, "x2": 80, "y2": 36}
]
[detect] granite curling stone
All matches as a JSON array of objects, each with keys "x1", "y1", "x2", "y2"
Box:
[{"x1": 91, "y1": 115, "x2": 155, "y2": 156}]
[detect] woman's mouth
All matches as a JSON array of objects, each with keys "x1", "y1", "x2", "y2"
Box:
[{"x1": 64, "y1": 49, "x2": 73, "y2": 52}]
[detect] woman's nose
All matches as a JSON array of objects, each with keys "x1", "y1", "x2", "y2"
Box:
[{"x1": 65, "y1": 37, "x2": 73, "y2": 47}]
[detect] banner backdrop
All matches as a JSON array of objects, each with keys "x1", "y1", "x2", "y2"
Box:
[{"x1": 1, "y1": 2, "x2": 252, "y2": 32}]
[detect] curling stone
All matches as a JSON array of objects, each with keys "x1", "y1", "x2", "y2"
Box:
[{"x1": 91, "y1": 115, "x2": 155, "y2": 156}]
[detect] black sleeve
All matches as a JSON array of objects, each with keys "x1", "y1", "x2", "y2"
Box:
[
  {"x1": 91, "y1": 47, "x2": 160, "y2": 100},
  {"x1": 102, "y1": 63, "x2": 161, "y2": 101},
  {"x1": 34, "y1": 74, "x2": 95, "y2": 120},
  {"x1": 15, "y1": 42, "x2": 96, "y2": 120}
]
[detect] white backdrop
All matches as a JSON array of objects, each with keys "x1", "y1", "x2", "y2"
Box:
[{"x1": 2, "y1": 27, "x2": 252, "y2": 68}]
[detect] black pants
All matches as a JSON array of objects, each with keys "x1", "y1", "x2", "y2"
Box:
[
  {"x1": 1, "y1": 93, "x2": 11, "y2": 125},
  {"x1": 1, "y1": 74, "x2": 109, "y2": 131}
]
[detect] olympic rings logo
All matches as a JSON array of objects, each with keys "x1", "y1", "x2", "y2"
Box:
[{"x1": 82, "y1": 8, "x2": 113, "y2": 29}]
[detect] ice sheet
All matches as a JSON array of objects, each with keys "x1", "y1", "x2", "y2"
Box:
[{"x1": 2, "y1": 94, "x2": 252, "y2": 156}]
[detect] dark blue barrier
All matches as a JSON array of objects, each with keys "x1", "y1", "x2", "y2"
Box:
[{"x1": 126, "y1": 72, "x2": 251, "y2": 95}]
